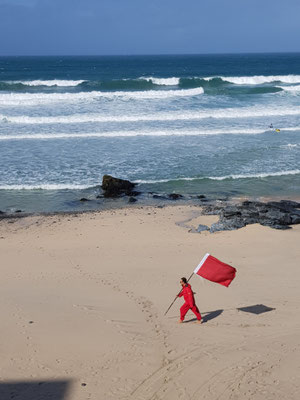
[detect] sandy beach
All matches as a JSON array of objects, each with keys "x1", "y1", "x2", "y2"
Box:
[{"x1": 1, "y1": 205, "x2": 300, "y2": 400}]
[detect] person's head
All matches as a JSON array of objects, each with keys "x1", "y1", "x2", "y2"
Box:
[{"x1": 180, "y1": 277, "x2": 187, "y2": 287}]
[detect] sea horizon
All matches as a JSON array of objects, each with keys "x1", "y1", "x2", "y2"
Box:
[{"x1": 1, "y1": 51, "x2": 300, "y2": 58}]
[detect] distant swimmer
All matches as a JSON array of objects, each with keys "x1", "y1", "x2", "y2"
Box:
[{"x1": 269, "y1": 123, "x2": 273, "y2": 129}]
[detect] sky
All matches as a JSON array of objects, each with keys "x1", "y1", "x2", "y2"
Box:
[{"x1": 1, "y1": 0, "x2": 300, "y2": 56}]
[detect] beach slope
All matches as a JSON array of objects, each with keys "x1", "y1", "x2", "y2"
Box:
[{"x1": 0, "y1": 206, "x2": 299, "y2": 399}]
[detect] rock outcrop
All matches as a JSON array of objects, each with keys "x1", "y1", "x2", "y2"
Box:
[
  {"x1": 101, "y1": 175, "x2": 136, "y2": 198},
  {"x1": 168, "y1": 193, "x2": 183, "y2": 200},
  {"x1": 201, "y1": 200, "x2": 300, "y2": 232}
]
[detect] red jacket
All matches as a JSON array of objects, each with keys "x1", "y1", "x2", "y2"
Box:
[{"x1": 178, "y1": 283, "x2": 195, "y2": 307}]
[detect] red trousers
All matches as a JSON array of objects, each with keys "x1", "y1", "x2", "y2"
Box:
[{"x1": 180, "y1": 302, "x2": 202, "y2": 321}]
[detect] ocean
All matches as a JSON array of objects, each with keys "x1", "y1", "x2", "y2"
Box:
[{"x1": 0, "y1": 53, "x2": 300, "y2": 213}]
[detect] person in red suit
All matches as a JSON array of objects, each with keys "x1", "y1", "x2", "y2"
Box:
[{"x1": 178, "y1": 277, "x2": 202, "y2": 323}]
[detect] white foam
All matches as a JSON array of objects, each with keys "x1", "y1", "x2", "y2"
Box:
[
  {"x1": 11, "y1": 80, "x2": 85, "y2": 87},
  {"x1": 0, "y1": 87, "x2": 204, "y2": 106},
  {"x1": 277, "y1": 85, "x2": 300, "y2": 92},
  {"x1": 136, "y1": 169, "x2": 300, "y2": 184},
  {"x1": 0, "y1": 128, "x2": 269, "y2": 141},
  {"x1": 138, "y1": 75, "x2": 300, "y2": 85},
  {"x1": 2, "y1": 105, "x2": 300, "y2": 125},
  {"x1": 141, "y1": 77, "x2": 180, "y2": 85},
  {"x1": 0, "y1": 183, "x2": 93, "y2": 190},
  {"x1": 209, "y1": 170, "x2": 300, "y2": 180},
  {"x1": 2, "y1": 170, "x2": 300, "y2": 190},
  {"x1": 218, "y1": 75, "x2": 300, "y2": 85},
  {"x1": 3, "y1": 125, "x2": 300, "y2": 141}
]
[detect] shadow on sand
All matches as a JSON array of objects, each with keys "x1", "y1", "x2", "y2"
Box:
[
  {"x1": 237, "y1": 304, "x2": 276, "y2": 315},
  {"x1": 185, "y1": 309, "x2": 223, "y2": 323},
  {"x1": 184, "y1": 304, "x2": 275, "y2": 323},
  {"x1": 0, "y1": 380, "x2": 71, "y2": 400}
]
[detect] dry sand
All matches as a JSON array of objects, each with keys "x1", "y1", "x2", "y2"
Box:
[{"x1": 0, "y1": 205, "x2": 300, "y2": 400}]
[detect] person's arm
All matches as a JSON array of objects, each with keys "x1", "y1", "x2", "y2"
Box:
[{"x1": 178, "y1": 290, "x2": 183, "y2": 297}]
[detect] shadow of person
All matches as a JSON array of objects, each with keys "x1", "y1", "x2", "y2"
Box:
[
  {"x1": 202, "y1": 309, "x2": 223, "y2": 323},
  {"x1": 185, "y1": 309, "x2": 223, "y2": 323},
  {"x1": 0, "y1": 380, "x2": 71, "y2": 400}
]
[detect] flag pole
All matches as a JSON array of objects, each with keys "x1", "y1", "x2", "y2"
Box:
[{"x1": 164, "y1": 271, "x2": 194, "y2": 316}]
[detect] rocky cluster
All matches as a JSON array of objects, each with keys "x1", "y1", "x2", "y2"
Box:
[{"x1": 201, "y1": 200, "x2": 300, "y2": 232}]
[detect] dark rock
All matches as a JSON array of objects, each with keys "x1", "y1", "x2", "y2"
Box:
[
  {"x1": 152, "y1": 194, "x2": 167, "y2": 199},
  {"x1": 260, "y1": 222, "x2": 291, "y2": 230},
  {"x1": 291, "y1": 213, "x2": 300, "y2": 224},
  {"x1": 242, "y1": 200, "x2": 253, "y2": 206},
  {"x1": 267, "y1": 200, "x2": 300, "y2": 211},
  {"x1": 210, "y1": 219, "x2": 246, "y2": 233},
  {"x1": 101, "y1": 175, "x2": 136, "y2": 198},
  {"x1": 221, "y1": 206, "x2": 242, "y2": 218},
  {"x1": 197, "y1": 224, "x2": 210, "y2": 233},
  {"x1": 128, "y1": 197, "x2": 137, "y2": 203},
  {"x1": 15, "y1": 210, "x2": 22, "y2": 213},
  {"x1": 168, "y1": 193, "x2": 183, "y2": 200},
  {"x1": 80, "y1": 198, "x2": 90, "y2": 202},
  {"x1": 197, "y1": 195, "x2": 206, "y2": 199},
  {"x1": 202, "y1": 198, "x2": 300, "y2": 232},
  {"x1": 0, "y1": 210, "x2": 5, "y2": 214},
  {"x1": 202, "y1": 205, "x2": 223, "y2": 215},
  {"x1": 96, "y1": 195, "x2": 103, "y2": 199},
  {"x1": 129, "y1": 190, "x2": 141, "y2": 197}
]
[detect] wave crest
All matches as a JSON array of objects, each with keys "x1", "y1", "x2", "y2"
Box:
[
  {"x1": 10, "y1": 79, "x2": 85, "y2": 87},
  {"x1": 0, "y1": 183, "x2": 93, "y2": 190},
  {"x1": 2, "y1": 105, "x2": 300, "y2": 125},
  {"x1": 0, "y1": 128, "x2": 271, "y2": 141},
  {"x1": 136, "y1": 170, "x2": 300, "y2": 184},
  {"x1": 141, "y1": 77, "x2": 180, "y2": 86},
  {"x1": 0, "y1": 87, "x2": 204, "y2": 105}
]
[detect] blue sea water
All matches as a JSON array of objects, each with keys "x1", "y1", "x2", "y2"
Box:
[{"x1": 0, "y1": 54, "x2": 300, "y2": 213}]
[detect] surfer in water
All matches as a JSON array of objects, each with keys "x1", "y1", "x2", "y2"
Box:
[{"x1": 269, "y1": 123, "x2": 280, "y2": 132}]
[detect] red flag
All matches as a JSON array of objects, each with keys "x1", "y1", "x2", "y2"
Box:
[{"x1": 194, "y1": 253, "x2": 236, "y2": 287}]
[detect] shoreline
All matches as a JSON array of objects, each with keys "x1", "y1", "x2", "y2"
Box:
[
  {"x1": 1, "y1": 195, "x2": 300, "y2": 232},
  {"x1": 2, "y1": 191, "x2": 300, "y2": 214}
]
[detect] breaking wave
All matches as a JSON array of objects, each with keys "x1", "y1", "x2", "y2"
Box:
[
  {"x1": 0, "y1": 87, "x2": 204, "y2": 105},
  {"x1": 217, "y1": 75, "x2": 300, "y2": 85},
  {"x1": 15, "y1": 79, "x2": 85, "y2": 87},
  {"x1": 1, "y1": 75, "x2": 299, "y2": 94},
  {"x1": 0, "y1": 128, "x2": 270, "y2": 141},
  {"x1": 140, "y1": 77, "x2": 180, "y2": 85},
  {"x1": 0, "y1": 183, "x2": 93, "y2": 190},
  {"x1": 2, "y1": 105, "x2": 300, "y2": 125},
  {"x1": 1, "y1": 169, "x2": 299, "y2": 191},
  {"x1": 277, "y1": 85, "x2": 300, "y2": 92},
  {"x1": 136, "y1": 169, "x2": 300, "y2": 184},
  {"x1": 0, "y1": 80, "x2": 85, "y2": 90}
]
